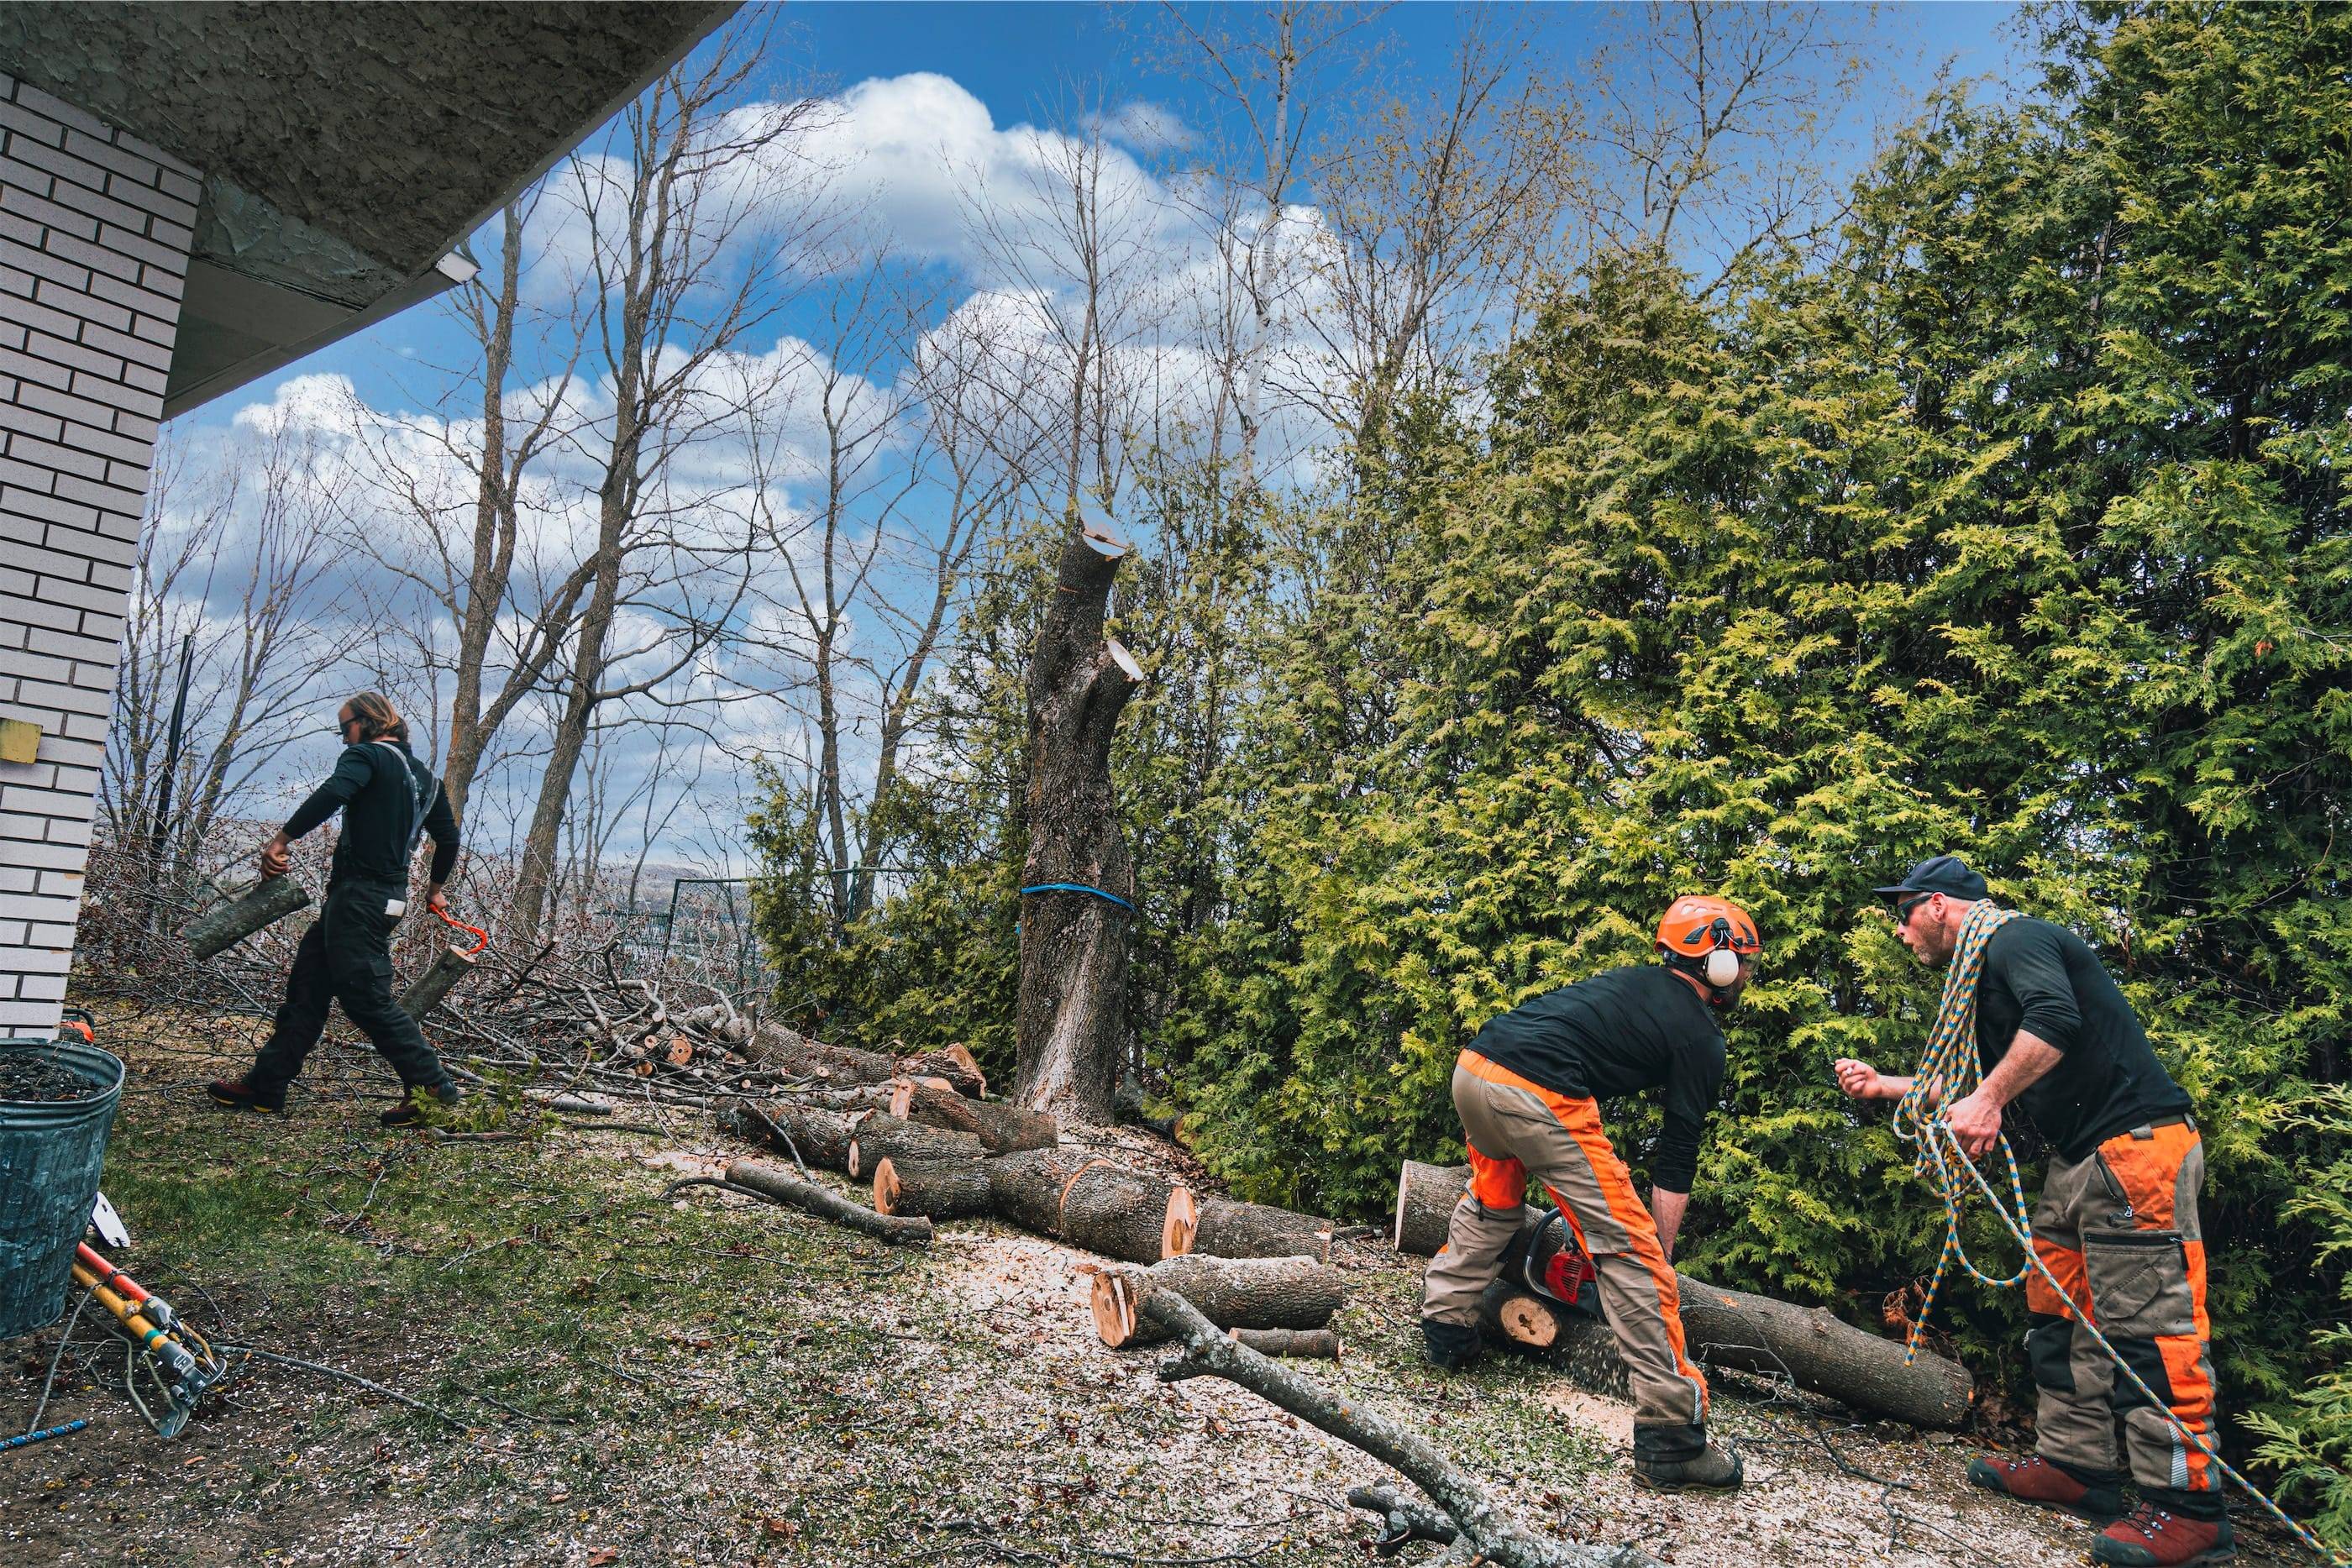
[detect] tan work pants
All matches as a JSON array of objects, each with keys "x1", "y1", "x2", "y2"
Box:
[{"x1": 1421, "y1": 1050, "x2": 1708, "y2": 1433}]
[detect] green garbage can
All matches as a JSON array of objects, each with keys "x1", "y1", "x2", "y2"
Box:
[{"x1": 0, "y1": 1036, "x2": 124, "y2": 1340}]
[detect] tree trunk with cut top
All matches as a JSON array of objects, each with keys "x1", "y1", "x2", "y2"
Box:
[
  {"x1": 1394, "y1": 1161, "x2": 1469, "y2": 1256},
  {"x1": 722, "y1": 1101, "x2": 857, "y2": 1172},
  {"x1": 872, "y1": 1158, "x2": 994, "y2": 1220},
  {"x1": 1012, "y1": 522, "x2": 1144, "y2": 1123},
  {"x1": 985, "y1": 1146, "x2": 1114, "y2": 1238},
  {"x1": 845, "y1": 1114, "x2": 985, "y2": 1178}
]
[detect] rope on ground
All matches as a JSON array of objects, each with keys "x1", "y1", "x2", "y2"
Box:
[{"x1": 1893, "y1": 899, "x2": 2346, "y2": 1565}]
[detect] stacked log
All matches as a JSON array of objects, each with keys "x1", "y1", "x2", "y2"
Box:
[
  {"x1": 900, "y1": 1044, "x2": 986, "y2": 1099},
  {"x1": 987, "y1": 1147, "x2": 1115, "y2": 1237},
  {"x1": 723, "y1": 1101, "x2": 858, "y2": 1172},
  {"x1": 1394, "y1": 1161, "x2": 1469, "y2": 1256},
  {"x1": 888, "y1": 1078, "x2": 1058, "y2": 1153},
  {"x1": 1092, "y1": 1254, "x2": 1347, "y2": 1349},
  {"x1": 1061, "y1": 1162, "x2": 1199, "y2": 1264},
  {"x1": 737, "y1": 1024, "x2": 990, "y2": 1100},
  {"x1": 846, "y1": 1114, "x2": 985, "y2": 1177},
  {"x1": 871, "y1": 1158, "x2": 994, "y2": 1221},
  {"x1": 1192, "y1": 1196, "x2": 1334, "y2": 1264}
]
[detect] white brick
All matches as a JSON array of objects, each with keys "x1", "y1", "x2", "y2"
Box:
[
  {"x1": 0, "y1": 999, "x2": 66, "y2": 1030},
  {"x1": 28, "y1": 921, "x2": 76, "y2": 944},
  {"x1": 0, "y1": 889, "x2": 79, "y2": 921},
  {"x1": 15, "y1": 972, "x2": 67, "y2": 1002}
]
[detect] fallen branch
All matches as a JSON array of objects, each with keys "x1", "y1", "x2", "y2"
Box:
[
  {"x1": 1134, "y1": 1288, "x2": 1656, "y2": 1568},
  {"x1": 720, "y1": 1160, "x2": 933, "y2": 1246}
]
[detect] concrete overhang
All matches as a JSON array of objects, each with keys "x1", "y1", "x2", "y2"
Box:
[{"x1": 0, "y1": 1, "x2": 740, "y2": 417}]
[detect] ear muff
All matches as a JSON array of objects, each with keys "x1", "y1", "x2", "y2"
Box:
[{"x1": 1703, "y1": 947, "x2": 1742, "y2": 988}]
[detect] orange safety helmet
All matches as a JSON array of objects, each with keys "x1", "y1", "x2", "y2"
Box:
[{"x1": 1655, "y1": 895, "x2": 1761, "y2": 992}]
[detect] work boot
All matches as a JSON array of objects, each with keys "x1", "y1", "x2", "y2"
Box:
[
  {"x1": 379, "y1": 1083, "x2": 462, "y2": 1129},
  {"x1": 1632, "y1": 1424, "x2": 1742, "y2": 1492},
  {"x1": 1966, "y1": 1453, "x2": 2126, "y2": 1523},
  {"x1": 1420, "y1": 1319, "x2": 1482, "y2": 1371},
  {"x1": 2092, "y1": 1503, "x2": 2233, "y2": 1565},
  {"x1": 207, "y1": 1078, "x2": 284, "y2": 1113}
]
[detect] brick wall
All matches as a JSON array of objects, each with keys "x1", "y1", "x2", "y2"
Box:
[{"x1": 0, "y1": 71, "x2": 197, "y2": 1035}]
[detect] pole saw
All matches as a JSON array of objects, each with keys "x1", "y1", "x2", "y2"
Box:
[{"x1": 66, "y1": 1242, "x2": 228, "y2": 1439}]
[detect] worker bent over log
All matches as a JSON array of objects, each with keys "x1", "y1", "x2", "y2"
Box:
[
  {"x1": 207, "y1": 694, "x2": 465, "y2": 1129},
  {"x1": 1839, "y1": 855, "x2": 2227, "y2": 1568},
  {"x1": 1420, "y1": 894, "x2": 1759, "y2": 1493}
]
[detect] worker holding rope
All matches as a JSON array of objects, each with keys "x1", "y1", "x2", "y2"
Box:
[
  {"x1": 1836, "y1": 855, "x2": 2229, "y2": 1567},
  {"x1": 206, "y1": 693, "x2": 466, "y2": 1129}
]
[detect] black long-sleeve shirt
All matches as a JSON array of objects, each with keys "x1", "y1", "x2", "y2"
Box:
[
  {"x1": 1975, "y1": 917, "x2": 2189, "y2": 1161},
  {"x1": 1467, "y1": 963, "x2": 1725, "y2": 1192},
  {"x1": 282, "y1": 740, "x2": 459, "y2": 888}
]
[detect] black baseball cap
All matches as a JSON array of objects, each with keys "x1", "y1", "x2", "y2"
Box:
[{"x1": 1872, "y1": 854, "x2": 1987, "y2": 904}]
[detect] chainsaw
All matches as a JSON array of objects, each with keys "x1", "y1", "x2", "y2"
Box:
[{"x1": 1515, "y1": 1208, "x2": 1604, "y2": 1317}]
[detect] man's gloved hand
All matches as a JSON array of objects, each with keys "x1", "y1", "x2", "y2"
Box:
[{"x1": 425, "y1": 885, "x2": 449, "y2": 916}]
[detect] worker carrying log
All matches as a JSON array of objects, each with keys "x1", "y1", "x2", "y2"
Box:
[
  {"x1": 1420, "y1": 894, "x2": 1760, "y2": 1494},
  {"x1": 1837, "y1": 855, "x2": 2227, "y2": 1568},
  {"x1": 205, "y1": 694, "x2": 465, "y2": 1128}
]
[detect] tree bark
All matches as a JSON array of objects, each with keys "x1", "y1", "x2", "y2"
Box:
[
  {"x1": 900, "y1": 1044, "x2": 986, "y2": 1099},
  {"x1": 722, "y1": 1101, "x2": 857, "y2": 1173},
  {"x1": 845, "y1": 1114, "x2": 986, "y2": 1178},
  {"x1": 741, "y1": 1022, "x2": 900, "y2": 1085},
  {"x1": 185, "y1": 877, "x2": 310, "y2": 961},
  {"x1": 889, "y1": 1078, "x2": 1058, "y2": 1154},
  {"x1": 871, "y1": 1157, "x2": 994, "y2": 1221},
  {"x1": 398, "y1": 945, "x2": 478, "y2": 1021},
  {"x1": 1136, "y1": 1287, "x2": 1656, "y2": 1568},
  {"x1": 1394, "y1": 1161, "x2": 1469, "y2": 1256},
  {"x1": 1230, "y1": 1327, "x2": 1341, "y2": 1361},
  {"x1": 722, "y1": 1159, "x2": 932, "y2": 1246},
  {"x1": 1192, "y1": 1196, "x2": 1333, "y2": 1263},
  {"x1": 985, "y1": 1147, "x2": 1113, "y2": 1239},
  {"x1": 1059, "y1": 1162, "x2": 1198, "y2": 1264},
  {"x1": 1013, "y1": 523, "x2": 1144, "y2": 1123},
  {"x1": 1092, "y1": 1253, "x2": 1346, "y2": 1348}
]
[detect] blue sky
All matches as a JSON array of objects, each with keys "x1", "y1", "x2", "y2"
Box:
[{"x1": 181, "y1": 2, "x2": 2028, "y2": 439}]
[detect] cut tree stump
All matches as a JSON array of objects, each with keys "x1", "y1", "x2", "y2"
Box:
[
  {"x1": 1060, "y1": 1162, "x2": 1198, "y2": 1264},
  {"x1": 1395, "y1": 1161, "x2": 1469, "y2": 1256},
  {"x1": 1230, "y1": 1327, "x2": 1341, "y2": 1360},
  {"x1": 985, "y1": 1147, "x2": 1113, "y2": 1238},
  {"x1": 889, "y1": 1078, "x2": 1058, "y2": 1154},
  {"x1": 720, "y1": 1159, "x2": 933, "y2": 1246},
  {"x1": 1193, "y1": 1196, "x2": 1333, "y2": 1263},
  {"x1": 722, "y1": 1102, "x2": 857, "y2": 1172},
  {"x1": 1135, "y1": 1288, "x2": 1656, "y2": 1568},
  {"x1": 1092, "y1": 1254, "x2": 1346, "y2": 1348},
  {"x1": 846, "y1": 1114, "x2": 986, "y2": 1178},
  {"x1": 872, "y1": 1157, "x2": 994, "y2": 1221}
]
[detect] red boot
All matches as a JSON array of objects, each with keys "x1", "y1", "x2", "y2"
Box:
[
  {"x1": 1966, "y1": 1453, "x2": 2124, "y2": 1523},
  {"x1": 2092, "y1": 1504, "x2": 2233, "y2": 1565}
]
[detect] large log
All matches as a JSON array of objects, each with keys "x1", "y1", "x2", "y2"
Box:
[
  {"x1": 1093, "y1": 1254, "x2": 1346, "y2": 1348},
  {"x1": 889, "y1": 1078, "x2": 1058, "y2": 1154},
  {"x1": 845, "y1": 1114, "x2": 985, "y2": 1177},
  {"x1": 399, "y1": 945, "x2": 478, "y2": 1020},
  {"x1": 1192, "y1": 1196, "x2": 1333, "y2": 1263},
  {"x1": 985, "y1": 1147, "x2": 1112, "y2": 1237},
  {"x1": 1486, "y1": 1217, "x2": 1972, "y2": 1429},
  {"x1": 722, "y1": 1159, "x2": 932, "y2": 1246},
  {"x1": 741, "y1": 1022, "x2": 899, "y2": 1086},
  {"x1": 185, "y1": 876, "x2": 311, "y2": 961},
  {"x1": 722, "y1": 1101, "x2": 857, "y2": 1172},
  {"x1": 1061, "y1": 1162, "x2": 1198, "y2": 1264},
  {"x1": 1395, "y1": 1161, "x2": 1469, "y2": 1256},
  {"x1": 1137, "y1": 1289, "x2": 1656, "y2": 1568},
  {"x1": 872, "y1": 1158, "x2": 994, "y2": 1221}
]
